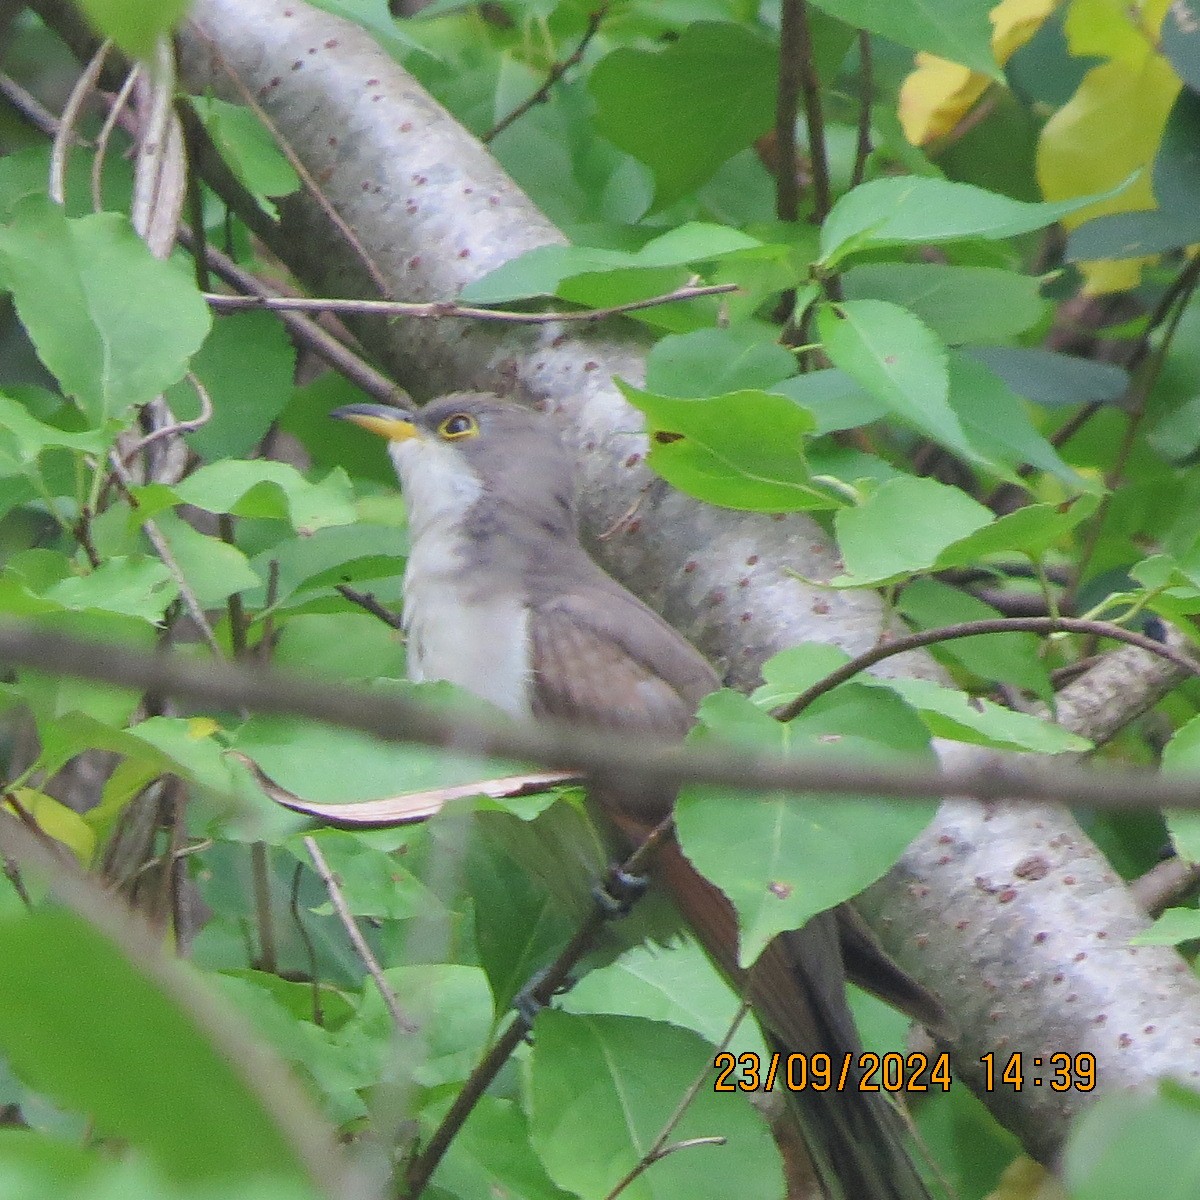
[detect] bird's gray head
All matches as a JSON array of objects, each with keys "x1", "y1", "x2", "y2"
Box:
[{"x1": 331, "y1": 392, "x2": 579, "y2": 543}]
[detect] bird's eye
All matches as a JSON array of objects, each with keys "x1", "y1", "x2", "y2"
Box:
[{"x1": 437, "y1": 413, "x2": 478, "y2": 440}]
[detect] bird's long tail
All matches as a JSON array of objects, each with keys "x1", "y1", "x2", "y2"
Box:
[{"x1": 659, "y1": 839, "x2": 939, "y2": 1200}]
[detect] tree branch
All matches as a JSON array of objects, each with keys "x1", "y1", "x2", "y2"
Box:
[{"x1": 1, "y1": 621, "x2": 1200, "y2": 812}]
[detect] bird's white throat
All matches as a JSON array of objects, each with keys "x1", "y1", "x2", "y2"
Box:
[{"x1": 390, "y1": 436, "x2": 534, "y2": 718}]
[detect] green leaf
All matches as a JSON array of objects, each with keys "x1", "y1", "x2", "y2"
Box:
[
  {"x1": 74, "y1": 0, "x2": 191, "y2": 58},
  {"x1": 1130, "y1": 908, "x2": 1200, "y2": 946},
  {"x1": 0, "y1": 909, "x2": 316, "y2": 1185},
  {"x1": 190, "y1": 97, "x2": 301, "y2": 203},
  {"x1": 768, "y1": 369, "x2": 885, "y2": 435},
  {"x1": 132, "y1": 510, "x2": 261, "y2": 607},
  {"x1": 749, "y1": 642, "x2": 859, "y2": 710},
  {"x1": 946, "y1": 352, "x2": 1083, "y2": 484},
  {"x1": 0, "y1": 1130, "x2": 95, "y2": 1190},
  {"x1": 0, "y1": 392, "x2": 111, "y2": 462},
  {"x1": 460, "y1": 224, "x2": 771, "y2": 306},
  {"x1": 296, "y1": 829, "x2": 436, "y2": 922},
  {"x1": 679, "y1": 689, "x2": 934, "y2": 962},
  {"x1": 169, "y1": 312, "x2": 296, "y2": 460},
  {"x1": 1163, "y1": 2, "x2": 1200, "y2": 93},
  {"x1": 618, "y1": 382, "x2": 839, "y2": 512},
  {"x1": 249, "y1": 522, "x2": 405, "y2": 610},
  {"x1": 466, "y1": 816, "x2": 576, "y2": 1012},
  {"x1": 819, "y1": 176, "x2": 1132, "y2": 267},
  {"x1": 170, "y1": 461, "x2": 357, "y2": 534},
  {"x1": 0, "y1": 201, "x2": 210, "y2": 424},
  {"x1": 1162, "y1": 714, "x2": 1200, "y2": 863},
  {"x1": 344, "y1": 963, "x2": 494, "y2": 1089},
  {"x1": 842, "y1": 263, "x2": 1047, "y2": 345},
  {"x1": 562, "y1": 940, "x2": 765, "y2": 1055},
  {"x1": 832, "y1": 475, "x2": 993, "y2": 586},
  {"x1": 438, "y1": 1097, "x2": 576, "y2": 1200},
  {"x1": 645, "y1": 328, "x2": 797, "y2": 397},
  {"x1": 590, "y1": 23, "x2": 778, "y2": 209},
  {"x1": 41, "y1": 557, "x2": 177, "y2": 622},
  {"x1": 556, "y1": 266, "x2": 700, "y2": 332},
  {"x1": 214, "y1": 974, "x2": 365, "y2": 1127},
  {"x1": 808, "y1": 0, "x2": 998, "y2": 78},
  {"x1": 273, "y1": 612, "x2": 405, "y2": 682},
  {"x1": 232, "y1": 703, "x2": 520, "y2": 804},
  {"x1": 942, "y1": 496, "x2": 1099, "y2": 564},
  {"x1": 896, "y1": 579, "x2": 1052, "y2": 699},
  {"x1": 818, "y1": 300, "x2": 978, "y2": 462},
  {"x1": 529, "y1": 1011, "x2": 782, "y2": 1200},
  {"x1": 965, "y1": 346, "x2": 1128, "y2": 409},
  {"x1": 1064, "y1": 1084, "x2": 1200, "y2": 1200},
  {"x1": 864, "y1": 676, "x2": 1091, "y2": 753},
  {"x1": 15, "y1": 610, "x2": 152, "y2": 733},
  {"x1": 459, "y1": 245, "x2": 628, "y2": 304},
  {"x1": 1069, "y1": 87, "x2": 1200, "y2": 260}
]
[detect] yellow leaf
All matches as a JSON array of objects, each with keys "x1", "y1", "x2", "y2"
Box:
[
  {"x1": 985, "y1": 1155, "x2": 1066, "y2": 1200},
  {"x1": 992, "y1": 0, "x2": 1058, "y2": 63},
  {"x1": 1036, "y1": 52, "x2": 1180, "y2": 291},
  {"x1": 1065, "y1": 0, "x2": 1172, "y2": 62},
  {"x1": 187, "y1": 716, "x2": 220, "y2": 739},
  {"x1": 899, "y1": 53, "x2": 989, "y2": 145},
  {"x1": 897, "y1": 0, "x2": 1055, "y2": 146},
  {"x1": 6, "y1": 788, "x2": 97, "y2": 863}
]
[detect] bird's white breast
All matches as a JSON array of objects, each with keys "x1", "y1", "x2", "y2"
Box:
[{"x1": 391, "y1": 436, "x2": 534, "y2": 718}]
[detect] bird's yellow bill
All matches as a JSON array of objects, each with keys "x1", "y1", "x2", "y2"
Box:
[{"x1": 330, "y1": 404, "x2": 419, "y2": 442}]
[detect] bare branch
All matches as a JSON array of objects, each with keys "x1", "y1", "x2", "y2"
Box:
[
  {"x1": 483, "y1": 5, "x2": 609, "y2": 144},
  {"x1": 202, "y1": 282, "x2": 740, "y2": 324},
  {"x1": 303, "y1": 834, "x2": 416, "y2": 1032},
  {"x1": 2, "y1": 622, "x2": 1200, "y2": 812},
  {"x1": 773, "y1": 616, "x2": 1200, "y2": 722}
]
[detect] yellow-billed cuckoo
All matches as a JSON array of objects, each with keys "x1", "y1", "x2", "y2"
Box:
[{"x1": 333, "y1": 393, "x2": 947, "y2": 1200}]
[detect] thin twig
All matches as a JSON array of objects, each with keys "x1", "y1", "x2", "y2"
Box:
[
  {"x1": 4, "y1": 622, "x2": 1200, "y2": 810},
  {"x1": 219, "y1": 514, "x2": 249, "y2": 660},
  {"x1": 336, "y1": 584, "x2": 404, "y2": 630},
  {"x1": 202, "y1": 281, "x2": 739, "y2": 324},
  {"x1": 1130, "y1": 856, "x2": 1200, "y2": 918},
  {"x1": 0, "y1": 72, "x2": 80, "y2": 141},
  {"x1": 120, "y1": 373, "x2": 214, "y2": 462},
  {"x1": 251, "y1": 841, "x2": 277, "y2": 974},
  {"x1": 289, "y1": 861, "x2": 325, "y2": 1027},
  {"x1": 106, "y1": 452, "x2": 224, "y2": 657},
  {"x1": 1, "y1": 850, "x2": 31, "y2": 908},
  {"x1": 178, "y1": 228, "x2": 407, "y2": 407},
  {"x1": 483, "y1": 5, "x2": 608, "y2": 143},
  {"x1": 791, "y1": 0, "x2": 831, "y2": 225},
  {"x1": 303, "y1": 834, "x2": 415, "y2": 1033},
  {"x1": 91, "y1": 63, "x2": 140, "y2": 212},
  {"x1": 774, "y1": 0, "x2": 803, "y2": 222},
  {"x1": 771, "y1": 615, "x2": 1200, "y2": 722},
  {"x1": 49, "y1": 38, "x2": 109, "y2": 204},
  {"x1": 402, "y1": 817, "x2": 676, "y2": 1199},
  {"x1": 850, "y1": 31, "x2": 873, "y2": 189}
]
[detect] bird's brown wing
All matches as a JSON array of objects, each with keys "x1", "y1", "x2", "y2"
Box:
[{"x1": 527, "y1": 581, "x2": 719, "y2": 740}]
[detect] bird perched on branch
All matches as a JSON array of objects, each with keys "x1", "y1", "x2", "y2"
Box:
[{"x1": 334, "y1": 392, "x2": 947, "y2": 1200}]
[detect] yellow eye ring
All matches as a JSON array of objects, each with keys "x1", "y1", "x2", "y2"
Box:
[{"x1": 437, "y1": 413, "x2": 478, "y2": 439}]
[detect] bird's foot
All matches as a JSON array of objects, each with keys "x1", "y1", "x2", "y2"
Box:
[
  {"x1": 513, "y1": 969, "x2": 575, "y2": 1036},
  {"x1": 592, "y1": 866, "x2": 649, "y2": 918}
]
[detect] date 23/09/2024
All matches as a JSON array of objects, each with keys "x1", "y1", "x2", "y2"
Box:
[{"x1": 713, "y1": 1050, "x2": 1097, "y2": 1094}]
